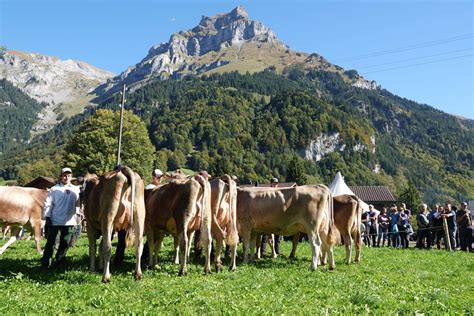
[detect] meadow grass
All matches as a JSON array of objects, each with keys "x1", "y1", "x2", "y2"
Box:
[{"x1": 0, "y1": 235, "x2": 472, "y2": 314}]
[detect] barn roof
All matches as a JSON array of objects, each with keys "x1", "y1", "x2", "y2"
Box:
[{"x1": 349, "y1": 186, "x2": 396, "y2": 203}]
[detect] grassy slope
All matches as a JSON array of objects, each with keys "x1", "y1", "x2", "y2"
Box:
[{"x1": 0, "y1": 236, "x2": 471, "y2": 314}]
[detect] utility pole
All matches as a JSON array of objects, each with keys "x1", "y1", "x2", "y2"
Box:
[{"x1": 116, "y1": 84, "x2": 126, "y2": 166}]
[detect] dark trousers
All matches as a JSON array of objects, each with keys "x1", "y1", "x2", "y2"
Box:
[
  {"x1": 41, "y1": 226, "x2": 73, "y2": 267},
  {"x1": 416, "y1": 228, "x2": 430, "y2": 248},
  {"x1": 459, "y1": 226, "x2": 472, "y2": 251}
]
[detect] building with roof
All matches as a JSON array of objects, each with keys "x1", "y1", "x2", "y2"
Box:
[{"x1": 349, "y1": 186, "x2": 397, "y2": 210}]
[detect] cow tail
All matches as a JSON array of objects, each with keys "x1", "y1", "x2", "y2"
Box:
[
  {"x1": 326, "y1": 190, "x2": 337, "y2": 245},
  {"x1": 195, "y1": 175, "x2": 212, "y2": 244},
  {"x1": 355, "y1": 196, "x2": 362, "y2": 242},
  {"x1": 121, "y1": 166, "x2": 136, "y2": 247},
  {"x1": 226, "y1": 176, "x2": 239, "y2": 246}
]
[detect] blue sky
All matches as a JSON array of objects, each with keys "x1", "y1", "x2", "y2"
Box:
[{"x1": 1, "y1": 0, "x2": 473, "y2": 118}]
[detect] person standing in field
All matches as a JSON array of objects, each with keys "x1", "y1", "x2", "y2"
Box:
[
  {"x1": 377, "y1": 207, "x2": 390, "y2": 247},
  {"x1": 389, "y1": 206, "x2": 400, "y2": 248},
  {"x1": 40, "y1": 167, "x2": 81, "y2": 269},
  {"x1": 416, "y1": 203, "x2": 430, "y2": 249},
  {"x1": 456, "y1": 202, "x2": 472, "y2": 251},
  {"x1": 145, "y1": 168, "x2": 164, "y2": 190}
]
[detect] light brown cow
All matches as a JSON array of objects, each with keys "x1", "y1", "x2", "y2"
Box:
[
  {"x1": 0, "y1": 186, "x2": 48, "y2": 254},
  {"x1": 237, "y1": 184, "x2": 336, "y2": 270},
  {"x1": 83, "y1": 166, "x2": 145, "y2": 283},
  {"x1": 145, "y1": 174, "x2": 212, "y2": 275},
  {"x1": 289, "y1": 194, "x2": 363, "y2": 264},
  {"x1": 209, "y1": 175, "x2": 239, "y2": 272}
]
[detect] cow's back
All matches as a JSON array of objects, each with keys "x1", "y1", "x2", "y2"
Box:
[
  {"x1": 237, "y1": 186, "x2": 328, "y2": 236},
  {"x1": 334, "y1": 195, "x2": 359, "y2": 234},
  {"x1": 0, "y1": 186, "x2": 47, "y2": 225}
]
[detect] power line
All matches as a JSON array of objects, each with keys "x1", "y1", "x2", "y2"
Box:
[
  {"x1": 361, "y1": 54, "x2": 473, "y2": 74},
  {"x1": 357, "y1": 48, "x2": 473, "y2": 69},
  {"x1": 333, "y1": 33, "x2": 474, "y2": 62}
]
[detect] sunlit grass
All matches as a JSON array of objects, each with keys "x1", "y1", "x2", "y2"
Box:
[{"x1": 0, "y1": 234, "x2": 472, "y2": 313}]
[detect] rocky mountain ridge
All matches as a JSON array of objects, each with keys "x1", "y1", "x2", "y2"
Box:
[
  {"x1": 94, "y1": 6, "x2": 377, "y2": 100},
  {"x1": 0, "y1": 49, "x2": 114, "y2": 134}
]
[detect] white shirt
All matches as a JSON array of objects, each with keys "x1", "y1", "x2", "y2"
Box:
[
  {"x1": 42, "y1": 183, "x2": 81, "y2": 226},
  {"x1": 145, "y1": 183, "x2": 157, "y2": 190}
]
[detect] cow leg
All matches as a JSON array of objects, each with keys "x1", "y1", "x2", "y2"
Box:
[
  {"x1": 87, "y1": 224, "x2": 97, "y2": 271},
  {"x1": 101, "y1": 223, "x2": 113, "y2": 283},
  {"x1": 268, "y1": 234, "x2": 277, "y2": 258},
  {"x1": 134, "y1": 220, "x2": 144, "y2": 281},
  {"x1": 343, "y1": 233, "x2": 353, "y2": 264},
  {"x1": 187, "y1": 231, "x2": 195, "y2": 263},
  {"x1": 33, "y1": 222, "x2": 43, "y2": 254},
  {"x1": 178, "y1": 229, "x2": 188, "y2": 276},
  {"x1": 354, "y1": 230, "x2": 362, "y2": 263},
  {"x1": 146, "y1": 228, "x2": 155, "y2": 267},
  {"x1": 98, "y1": 237, "x2": 104, "y2": 269},
  {"x1": 0, "y1": 227, "x2": 22, "y2": 255},
  {"x1": 289, "y1": 233, "x2": 300, "y2": 259},
  {"x1": 308, "y1": 230, "x2": 321, "y2": 271},
  {"x1": 214, "y1": 236, "x2": 223, "y2": 272},
  {"x1": 319, "y1": 229, "x2": 335, "y2": 271},
  {"x1": 201, "y1": 225, "x2": 212, "y2": 275},
  {"x1": 229, "y1": 244, "x2": 237, "y2": 272},
  {"x1": 249, "y1": 232, "x2": 257, "y2": 262},
  {"x1": 242, "y1": 231, "x2": 251, "y2": 263},
  {"x1": 255, "y1": 234, "x2": 262, "y2": 259},
  {"x1": 174, "y1": 236, "x2": 180, "y2": 265}
]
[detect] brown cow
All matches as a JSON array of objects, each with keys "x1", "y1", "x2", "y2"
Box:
[
  {"x1": 237, "y1": 184, "x2": 336, "y2": 270},
  {"x1": 83, "y1": 166, "x2": 145, "y2": 283},
  {"x1": 209, "y1": 175, "x2": 239, "y2": 272},
  {"x1": 289, "y1": 194, "x2": 362, "y2": 264},
  {"x1": 0, "y1": 186, "x2": 48, "y2": 254},
  {"x1": 145, "y1": 174, "x2": 212, "y2": 275}
]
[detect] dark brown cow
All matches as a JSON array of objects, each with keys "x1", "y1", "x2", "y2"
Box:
[
  {"x1": 145, "y1": 175, "x2": 212, "y2": 275},
  {"x1": 83, "y1": 166, "x2": 145, "y2": 283},
  {"x1": 209, "y1": 175, "x2": 239, "y2": 272},
  {"x1": 237, "y1": 184, "x2": 336, "y2": 270},
  {"x1": 289, "y1": 194, "x2": 362, "y2": 264},
  {"x1": 0, "y1": 186, "x2": 48, "y2": 254}
]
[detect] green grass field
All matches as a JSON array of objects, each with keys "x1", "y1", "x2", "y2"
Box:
[{"x1": 0, "y1": 235, "x2": 472, "y2": 314}]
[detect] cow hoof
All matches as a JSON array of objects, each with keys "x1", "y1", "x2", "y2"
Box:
[
  {"x1": 102, "y1": 277, "x2": 110, "y2": 283},
  {"x1": 215, "y1": 263, "x2": 222, "y2": 273},
  {"x1": 204, "y1": 267, "x2": 211, "y2": 275},
  {"x1": 329, "y1": 266, "x2": 336, "y2": 271},
  {"x1": 134, "y1": 272, "x2": 142, "y2": 281},
  {"x1": 229, "y1": 266, "x2": 236, "y2": 272},
  {"x1": 178, "y1": 270, "x2": 187, "y2": 276}
]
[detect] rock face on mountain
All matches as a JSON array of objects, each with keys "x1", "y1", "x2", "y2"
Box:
[
  {"x1": 95, "y1": 6, "x2": 375, "y2": 100},
  {"x1": 0, "y1": 50, "x2": 114, "y2": 134}
]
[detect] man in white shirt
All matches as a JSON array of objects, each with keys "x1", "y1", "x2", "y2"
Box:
[
  {"x1": 40, "y1": 167, "x2": 81, "y2": 269},
  {"x1": 145, "y1": 169, "x2": 164, "y2": 190}
]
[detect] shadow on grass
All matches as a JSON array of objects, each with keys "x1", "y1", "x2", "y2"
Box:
[{"x1": 0, "y1": 251, "x2": 151, "y2": 284}]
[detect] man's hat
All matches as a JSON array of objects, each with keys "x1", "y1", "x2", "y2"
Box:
[
  {"x1": 61, "y1": 167, "x2": 72, "y2": 175},
  {"x1": 152, "y1": 169, "x2": 164, "y2": 177}
]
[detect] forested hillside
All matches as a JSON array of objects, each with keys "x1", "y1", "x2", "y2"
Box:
[
  {"x1": 0, "y1": 70, "x2": 472, "y2": 203},
  {"x1": 0, "y1": 79, "x2": 47, "y2": 153}
]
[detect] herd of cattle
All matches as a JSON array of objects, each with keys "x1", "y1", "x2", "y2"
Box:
[{"x1": 0, "y1": 166, "x2": 363, "y2": 283}]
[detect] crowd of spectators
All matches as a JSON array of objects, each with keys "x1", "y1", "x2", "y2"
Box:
[{"x1": 361, "y1": 202, "x2": 472, "y2": 251}]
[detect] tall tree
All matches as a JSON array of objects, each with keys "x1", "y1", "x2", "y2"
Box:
[
  {"x1": 287, "y1": 155, "x2": 307, "y2": 185},
  {"x1": 398, "y1": 181, "x2": 422, "y2": 213},
  {"x1": 65, "y1": 109, "x2": 155, "y2": 178}
]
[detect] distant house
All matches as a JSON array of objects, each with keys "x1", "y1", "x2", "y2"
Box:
[{"x1": 349, "y1": 186, "x2": 397, "y2": 210}]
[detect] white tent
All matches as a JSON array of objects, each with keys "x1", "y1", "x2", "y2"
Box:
[{"x1": 329, "y1": 172, "x2": 370, "y2": 213}]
